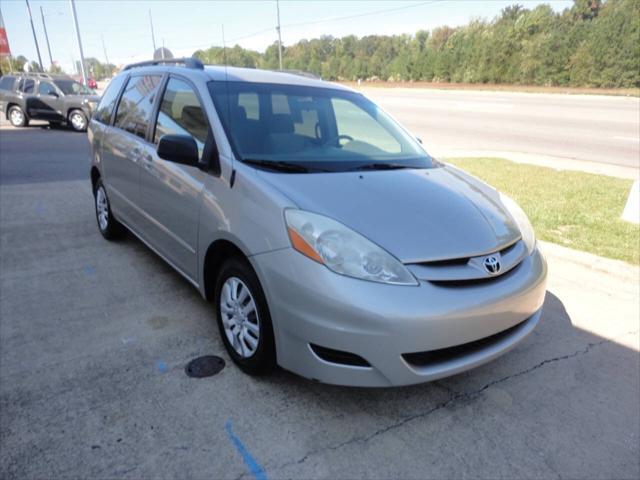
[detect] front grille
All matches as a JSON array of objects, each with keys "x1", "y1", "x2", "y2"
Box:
[
  {"x1": 310, "y1": 344, "x2": 371, "y2": 367},
  {"x1": 407, "y1": 239, "x2": 526, "y2": 284},
  {"x1": 423, "y1": 257, "x2": 470, "y2": 267},
  {"x1": 430, "y1": 261, "x2": 521, "y2": 287},
  {"x1": 402, "y1": 319, "x2": 526, "y2": 367},
  {"x1": 418, "y1": 240, "x2": 520, "y2": 269}
]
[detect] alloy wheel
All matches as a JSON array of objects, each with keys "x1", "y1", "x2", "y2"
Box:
[
  {"x1": 220, "y1": 277, "x2": 260, "y2": 358},
  {"x1": 70, "y1": 112, "x2": 86, "y2": 131},
  {"x1": 96, "y1": 186, "x2": 109, "y2": 231},
  {"x1": 10, "y1": 108, "x2": 24, "y2": 126}
]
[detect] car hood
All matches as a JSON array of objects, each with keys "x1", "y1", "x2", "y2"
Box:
[{"x1": 258, "y1": 165, "x2": 522, "y2": 263}]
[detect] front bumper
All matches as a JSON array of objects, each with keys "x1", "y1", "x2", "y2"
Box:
[{"x1": 251, "y1": 246, "x2": 547, "y2": 387}]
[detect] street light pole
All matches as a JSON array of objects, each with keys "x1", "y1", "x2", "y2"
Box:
[
  {"x1": 149, "y1": 10, "x2": 157, "y2": 54},
  {"x1": 69, "y1": 0, "x2": 87, "y2": 85},
  {"x1": 101, "y1": 35, "x2": 109, "y2": 65},
  {"x1": 40, "y1": 6, "x2": 53, "y2": 68},
  {"x1": 25, "y1": 0, "x2": 43, "y2": 71},
  {"x1": 276, "y1": 0, "x2": 283, "y2": 70}
]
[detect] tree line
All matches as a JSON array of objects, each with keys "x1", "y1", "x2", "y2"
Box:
[
  {"x1": 194, "y1": 0, "x2": 639, "y2": 88},
  {"x1": 0, "y1": 55, "x2": 116, "y2": 80}
]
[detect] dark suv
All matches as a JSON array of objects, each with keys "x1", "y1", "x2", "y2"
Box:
[{"x1": 0, "y1": 73, "x2": 99, "y2": 131}]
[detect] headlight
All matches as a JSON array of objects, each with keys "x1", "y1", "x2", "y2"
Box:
[
  {"x1": 285, "y1": 209, "x2": 418, "y2": 286},
  {"x1": 500, "y1": 193, "x2": 536, "y2": 254}
]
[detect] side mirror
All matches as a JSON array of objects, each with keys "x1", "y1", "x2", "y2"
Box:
[{"x1": 157, "y1": 134, "x2": 199, "y2": 167}]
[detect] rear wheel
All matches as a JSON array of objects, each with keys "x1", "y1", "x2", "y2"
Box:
[
  {"x1": 68, "y1": 109, "x2": 87, "y2": 132},
  {"x1": 93, "y1": 178, "x2": 125, "y2": 240},
  {"x1": 215, "y1": 257, "x2": 276, "y2": 375},
  {"x1": 8, "y1": 106, "x2": 28, "y2": 127}
]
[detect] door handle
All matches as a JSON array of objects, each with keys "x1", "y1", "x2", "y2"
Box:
[
  {"x1": 142, "y1": 153, "x2": 154, "y2": 170},
  {"x1": 131, "y1": 147, "x2": 144, "y2": 164}
]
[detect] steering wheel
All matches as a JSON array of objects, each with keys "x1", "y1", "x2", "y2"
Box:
[{"x1": 325, "y1": 134, "x2": 354, "y2": 148}]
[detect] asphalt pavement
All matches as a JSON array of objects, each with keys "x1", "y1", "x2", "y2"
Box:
[
  {"x1": 363, "y1": 88, "x2": 640, "y2": 173},
  {"x1": 0, "y1": 125, "x2": 638, "y2": 479}
]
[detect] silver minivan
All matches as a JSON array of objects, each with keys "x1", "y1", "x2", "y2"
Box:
[{"x1": 89, "y1": 58, "x2": 547, "y2": 387}]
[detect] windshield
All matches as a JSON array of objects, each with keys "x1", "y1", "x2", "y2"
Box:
[
  {"x1": 209, "y1": 81, "x2": 434, "y2": 173},
  {"x1": 53, "y1": 79, "x2": 93, "y2": 96}
]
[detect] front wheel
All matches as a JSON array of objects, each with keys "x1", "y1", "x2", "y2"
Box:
[
  {"x1": 68, "y1": 109, "x2": 87, "y2": 132},
  {"x1": 215, "y1": 258, "x2": 276, "y2": 375},
  {"x1": 8, "y1": 106, "x2": 28, "y2": 127}
]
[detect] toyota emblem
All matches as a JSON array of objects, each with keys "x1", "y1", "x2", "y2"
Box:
[{"x1": 483, "y1": 256, "x2": 501, "y2": 274}]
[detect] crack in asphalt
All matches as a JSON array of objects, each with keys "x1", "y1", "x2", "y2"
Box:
[{"x1": 259, "y1": 331, "x2": 638, "y2": 476}]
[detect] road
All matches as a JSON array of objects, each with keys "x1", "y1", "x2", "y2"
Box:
[
  {"x1": 364, "y1": 88, "x2": 640, "y2": 171},
  {"x1": 1, "y1": 126, "x2": 638, "y2": 479}
]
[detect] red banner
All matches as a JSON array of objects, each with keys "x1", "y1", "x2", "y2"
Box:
[
  {"x1": 0, "y1": 28, "x2": 11, "y2": 57},
  {"x1": 0, "y1": 11, "x2": 10, "y2": 57}
]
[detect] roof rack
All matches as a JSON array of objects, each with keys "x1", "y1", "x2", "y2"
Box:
[
  {"x1": 15, "y1": 72, "x2": 53, "y2": 79},
  {"x1": 123, "y1": 57, "x2": 204, "y2": 71},
  {"x1": 280, "y1": 69, "x2": 321, "y2": 80}
]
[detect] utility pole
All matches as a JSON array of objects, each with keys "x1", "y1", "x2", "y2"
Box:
[
  {"x1": 40, "y1": 6, "x2": 53, "y2": 68},
  {"x1": 276, "y1": 0, "x2": 283, "y2": 70},
  {"x1": 25, "y1": 0, "x2": 43, "y2": 71},
  {"x1": 101, "y1": 35, "x2": 109, "y2": 65},
  {"x1": 149, "y1": 10, "x2": 157, "y2": 54},
  {"x1": 221, "y1": 24, "x2": 226, "y2": 65},
  {"x1": 69, "y1": 0, "x2": 87, "y2": 85}
]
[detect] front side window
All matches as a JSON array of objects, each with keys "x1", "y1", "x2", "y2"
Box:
[
  {"x1": 114, "y1": 75, "x2": 162, "y2": 139},
  {"x1": 153, "y1": 77, "x2": 208, "y2": 159},
  {"x1": 94, "y1": 74, "x2": 127, "y2": 125},
  {"x1": 209, "y1": 81, "x2": 432, "y2": 173},
  {"x1": 38, "y1": 81, "x2": 57, "y2": 96},
  {"x1": 53, "y1": 79, "x2": 92, "y2": 95}
]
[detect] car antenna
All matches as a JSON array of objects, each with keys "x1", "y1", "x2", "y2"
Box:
[{"x1": 222, "y1": 24, "x2": 236, "y2": 188}]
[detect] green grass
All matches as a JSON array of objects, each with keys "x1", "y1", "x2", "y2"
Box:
[{"x1": 446, "y1": 158, "x2": 640, "y2": 265}]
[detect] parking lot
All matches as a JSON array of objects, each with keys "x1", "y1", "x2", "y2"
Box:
[{"x1": 1, "y1": 122, "x2": 639, "y2": 479}]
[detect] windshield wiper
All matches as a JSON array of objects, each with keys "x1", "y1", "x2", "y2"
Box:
[
  {"x1": 242, "y1": 158, "x2": 312, "y2": 173},
  {"x1": 354, "y1": 163, "x2": 412, "y2": 171}
]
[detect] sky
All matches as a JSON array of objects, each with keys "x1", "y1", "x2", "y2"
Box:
[{"x1": 1, "y1": 0, "x2": 574, "y2": 72}]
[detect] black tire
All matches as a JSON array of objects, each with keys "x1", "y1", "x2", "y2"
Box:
[
  {"x1": 93, "y1": 178, "x2": 126, "y2": 240},
  {"x1": 8, "y1": 105, "x2": 28, "y2": 127},
  {"x1": 68, "y1": 109, "x2": 88, "y2": 132},
  {"x1": 214, "y1": 257, "x2": 276, "y2": 375}
]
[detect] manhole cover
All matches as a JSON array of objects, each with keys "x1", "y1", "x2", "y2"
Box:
[{"x1": 185, "y1": 355, "x2": 225, "y2": 378}]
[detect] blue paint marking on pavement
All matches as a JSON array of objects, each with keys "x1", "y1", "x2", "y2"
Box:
[
  {"x1": 155, "y1": 360, "x2": 168, "y2": 373},
  {"x1": 225, "y1": 420, "x2": 267, "y2": 480},
  {"x1": 83, "y1": 266, "x2": 95, "y2": 276}
]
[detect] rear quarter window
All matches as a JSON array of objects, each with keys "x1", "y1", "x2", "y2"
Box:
[
  {"x1": 94, "y1": 75, "x2": 128, "y2": 125},
  {"x1": 114, "y1": 75, "x2": 163, "y2": 139},
  {"x1": 0, "y1": 76, "x2": 15, "y2": 91}
]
